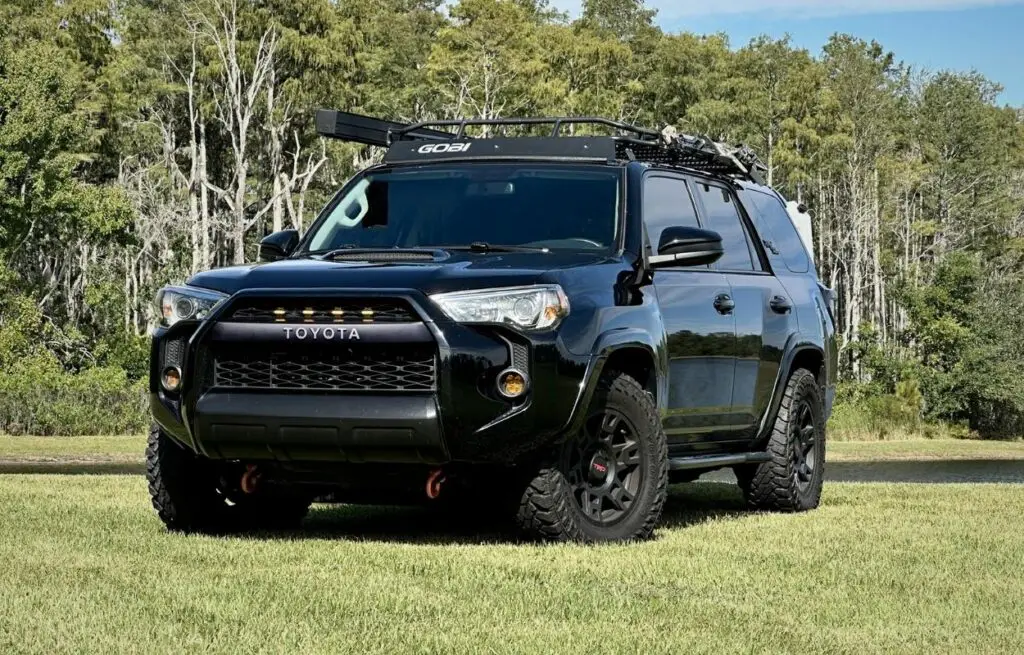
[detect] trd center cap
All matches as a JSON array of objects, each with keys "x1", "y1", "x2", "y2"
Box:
[{"x1": 589, "y1": 454, "x2": 612, "y2": 482}]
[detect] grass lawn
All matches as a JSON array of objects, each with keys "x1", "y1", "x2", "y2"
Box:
[
  {"x1": 0, "y1": 435, "x2": 143, "y2": 463},
  {"x1": 827, "y1": 438, "x2": 1024, "y2": 462},
  {"x1": 0, "y1": 475, "x2": 1022, "y2": 654}
]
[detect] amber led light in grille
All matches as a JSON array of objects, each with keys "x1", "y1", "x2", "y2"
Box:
[{"x1": 230, "y1": 301, "x2": 414, "y2": 324}]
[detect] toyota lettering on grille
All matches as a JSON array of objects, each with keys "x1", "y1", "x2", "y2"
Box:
[{"x1": 283, "y1": 326, "x2": 361, "y2": 341}]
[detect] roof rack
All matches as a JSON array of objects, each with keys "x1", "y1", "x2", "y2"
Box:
[
  {"x1": 315, "y1": 109, "x2": 768, "y2": 185},
  {"x1": 393, "y1": 116, "x2": 662, "y2": 141}
]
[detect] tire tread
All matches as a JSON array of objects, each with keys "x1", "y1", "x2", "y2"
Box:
[
  {"x1": 739, "y1": 368, "x2": 825, "y2": 512},
  {"x1": 515, "y1": 371, "x2": 668, "y2": 543}
]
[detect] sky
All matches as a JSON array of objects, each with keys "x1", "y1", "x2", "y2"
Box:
[{"x1": 551, "y1": 0, "x2": 1024, "y2": 107}]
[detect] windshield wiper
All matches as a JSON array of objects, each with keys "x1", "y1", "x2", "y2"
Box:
[{"x1": 433, "y1": 242, "x2": 551, "y2": 254}]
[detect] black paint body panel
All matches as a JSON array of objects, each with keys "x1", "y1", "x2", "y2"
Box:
[{"x1": 150, "y1": 161, "x2": 837, "y2": 468}]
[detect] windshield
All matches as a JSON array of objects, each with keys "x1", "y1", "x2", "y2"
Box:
[{"x1": 300, "y1": 164, "x2": 621, "y2": 254}]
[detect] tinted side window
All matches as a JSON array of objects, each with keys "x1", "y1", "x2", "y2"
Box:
[
  {"x1": 742, "y1": 190, "x2": 811, "y2": 274},
  {"x1": 694, "y1": 183, "x2": 754, "y2": 271},
  {"x1": 642, "y1": 176, "x2": 699, "y2": 252}
]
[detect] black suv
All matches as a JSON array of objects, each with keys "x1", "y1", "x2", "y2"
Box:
[{"x1": 147, "y1": 112, "x2": 837, "y2": 543}]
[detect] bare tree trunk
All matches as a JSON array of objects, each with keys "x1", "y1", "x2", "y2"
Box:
[
  {"x1": 872, "y1": 168, "x2": 884, "y2": 343},
  {"x1": 192, "y1": 0, "x2": 278, "y2": 265},
  {"x1": 199, "y1": 122, "x2": 211, "y2": 270}
]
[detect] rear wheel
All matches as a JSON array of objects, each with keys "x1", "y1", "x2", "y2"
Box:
[
  {"x1": 146, "y1": 425, "x2": 311, "y2": 533},
  {"x1": 515, "y1": 371, "x2": 668, "y2": 543},
  {"x1": 735, "y1": 368, "x2": 825, "y2": 512}
]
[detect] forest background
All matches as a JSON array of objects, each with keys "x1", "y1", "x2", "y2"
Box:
[{"x1": 2, "y1": 0, "x2": 1022, "y2": 439}]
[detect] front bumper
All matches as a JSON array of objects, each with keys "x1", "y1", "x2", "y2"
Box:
[{"x1": 151, "y1": 288, "x2": 592, "y2": 465}]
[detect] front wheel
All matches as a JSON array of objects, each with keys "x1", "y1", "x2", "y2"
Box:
[
  {"x1": 146, "y1": 426, "x2": 311, "y2": 533},
  {"x1": 735, "y1": 368, "x2": 826, "y2": 512},
  {"x1": 515, "y1": 371, "x2": 668, "y2": 543}
]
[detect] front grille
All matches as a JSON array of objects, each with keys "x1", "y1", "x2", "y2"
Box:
[
  {"x1": 213, "y1": 346, "x2": 436, "y2": 392},
  {"x1": 228, "y1": 299, "x2": 417, "y2": 324}
]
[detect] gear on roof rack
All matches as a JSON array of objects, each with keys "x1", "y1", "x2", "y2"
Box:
[{"x1": 315, "y1": 109, "x2": 768, "y2": 185}]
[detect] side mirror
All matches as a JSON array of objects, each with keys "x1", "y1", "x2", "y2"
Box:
[
  {"x1": 258, "y1": 229, "x2": 299, "y2": 262},
  {"x1": 650, "y1": 226, "x2": 724, "y2": 268}
]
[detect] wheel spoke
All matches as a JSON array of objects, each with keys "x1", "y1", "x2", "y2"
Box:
[
  {"x1": 582, "y1": 493, "x2": 593, "y2": 519},
  {"x1": 613, "y1": 442, "x2": 641, "y2": 467},
  {"x1": 609, "y1": 484, "x2": 635, "y2": 511},
  {"x1": 800, "y1": 426, "x2": 816, "y2": 451},
  {"x1": 600, "y1": 413, "x2": 621, "y2": 438}
]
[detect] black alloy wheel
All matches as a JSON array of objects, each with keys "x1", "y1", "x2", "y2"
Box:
[
  {"x1": 563, "y1": 409, "x2": 644, "y2": 526},
  {"x1": 791, "y1": 399, "x2": 817, "y2": 493}
]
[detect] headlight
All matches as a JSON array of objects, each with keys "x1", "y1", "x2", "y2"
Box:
[
  {"x1": 155, "y1": 285, "x2": 228, "y2": 327},
  {"x1": 430, "y1": 285, "x2": 570, "y2": 331}
]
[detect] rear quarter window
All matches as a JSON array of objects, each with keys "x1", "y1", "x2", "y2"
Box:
[{"x1": 740, "y1": 189, "x2": 811, "y2": 274}]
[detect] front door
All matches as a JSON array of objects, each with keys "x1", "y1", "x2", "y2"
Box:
[{"x1": 643, "y1": 174, "x2": 737, "y2": 448}]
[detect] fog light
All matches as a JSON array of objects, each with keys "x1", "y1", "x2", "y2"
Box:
[
  {"x1": 498, "y1": 369, "x2": 529, "y2": 399},
  {"x1": 162, "y1": 366, "x2": 182, "y2": 392}
]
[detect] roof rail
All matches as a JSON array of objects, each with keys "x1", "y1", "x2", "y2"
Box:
[{"x1": 315, "y1": 109, "x2": 768, "y2": 185}]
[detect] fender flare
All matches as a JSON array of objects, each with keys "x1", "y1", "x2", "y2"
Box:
[
  {"x1": 755, "y1": 337, "x2": 826, "y2": 444},
  {"x1": 562, "y1": 328, "x2": 665, "y2": 436}
]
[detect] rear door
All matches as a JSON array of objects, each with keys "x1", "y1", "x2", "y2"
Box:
[
  {"x1": 691, "y1": 180, "x2": 794, "y2": 441},
  {"x1": 643, "y1": 174, "x2": 737, "y2": 447}
]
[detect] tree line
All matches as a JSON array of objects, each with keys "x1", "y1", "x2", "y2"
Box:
[{"x1": 1, "y1": 0, "x2": 1022, "y2": 436}]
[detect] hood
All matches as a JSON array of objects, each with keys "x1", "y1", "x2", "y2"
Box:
[{"x1": 187, "y1": 251, "x2": 613, "y2": 297}]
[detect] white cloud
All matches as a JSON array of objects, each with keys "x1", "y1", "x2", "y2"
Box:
[{"x1": 551, "y1": 0, "x2": 1024, "y2": 19}]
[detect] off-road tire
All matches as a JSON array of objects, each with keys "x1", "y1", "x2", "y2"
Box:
[
  {"x1": 146, "y1": 425, "x2": 310, "y2": 533},
  {"x1": 515, "y1": 371, "x2": 669, "y2": 543},
  {"x1": 736, "y1": 368, "x2": 825, "y2": 512}
]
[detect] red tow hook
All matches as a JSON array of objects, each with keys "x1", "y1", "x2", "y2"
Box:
[
  {"x1": 240, "y1": 465, "x2": 262, "y2": 494},
  {"x1": 426, "y1": 469, "x2": 446, "y2": 500}
]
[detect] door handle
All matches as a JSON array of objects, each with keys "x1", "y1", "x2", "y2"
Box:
[
  {"x1": 714, "y1": 294, "x2": 735, "y2": 314},
  {"x1": 770, "y1": 295, "x2": 792, "y2": 314}
]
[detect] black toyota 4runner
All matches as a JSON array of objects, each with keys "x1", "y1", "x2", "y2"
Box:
[{"x1": 147, "y1": 112, "x2": 837, "y2": 543}]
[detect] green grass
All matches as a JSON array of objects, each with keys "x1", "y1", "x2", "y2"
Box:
[
  {"x1": 0, "y1": 435, "x2": 143, "y2": 462},
  {"x1": 0, "y1": 476, "x2": 1021, "y2": 654},
  {"x1": 829, "y1": 439, "x2": 1024, "y2": 461},
  {"x1": 3, "y1": 435, "x2": 1023, "y2": 465}
]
